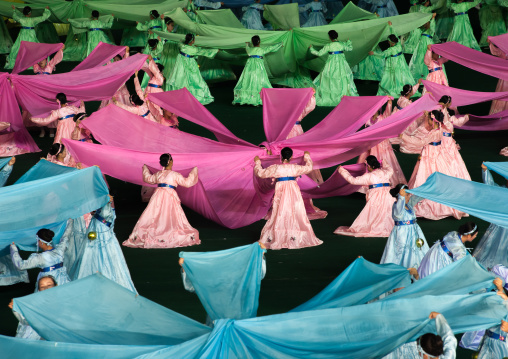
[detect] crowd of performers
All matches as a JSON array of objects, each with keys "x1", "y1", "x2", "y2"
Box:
[{"x1": 2, "y1": 1, "x2": 508, "y2": 358}]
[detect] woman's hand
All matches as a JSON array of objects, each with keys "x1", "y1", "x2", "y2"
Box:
[
  {"x1": 8, "y1": 299, "x2": 13, "y2": 309},
  {"x1": 178, "y1": 258, "x2": 184, "y2": 266},
  {"x1": 254, "y1": 156, "x2": 260, "y2": 162},
  {"x1": 501, "y1": 320, "x2": 508, "y2": 332},
  {"x1": 258, "y1": 242, "x2": 266, "y2": 249},
  {"x1": 494, "y1": 277, "x2": 504, "y2": 290},
  {"x1": 304, "y1": 151, "x2": 310, "y2": 156},
  {"x1": 388, "y1": 21, "x2": 392, "y2": 26},
  {"x1": 76, "y1": 163, "x2": 83, "y2": 170},
  {"x1": 8, "y1": 157, "x2": 15, "y2": 166},
  {"x1": 427, "y1": 44, "x2": 432, "y2": 50},
  {"x1": 368, "y1": 51, "x2": 374, "y2": 56},
  {"x1": 428, "y1": 312, "x2": 440, "y2": 319},
  {"x1": 408, "y1": 267, "x2": 419, "y2": 280},
  {"x1": 481, "y1": 162, "x2": 487, "y2": 171}
]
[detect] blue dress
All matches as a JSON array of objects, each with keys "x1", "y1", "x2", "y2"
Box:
[
  {"x1": 478, "y1": 323, "x2": 508, "y2": 359},
  {"x1": 300, "y1": 2, "x2": 328, "y2": 28},
  {"x1": 381, "y1": 194, "x2": 429, "y2": 269},
  {"x1": 75, "y1": 202, "x2": 137, "y2": 293},
  {"x1": 241, "y1": 4, "x2": 265, "y2": 30},
  {"x1": 473, "y1": 168, "x2": 508, "y2": 269},
  {"x1": 417, "y1": 231, "x2": 468, "y2": 279},
  {"x1": 364, "y1": 0, "x2": 399, "y2": 18}
]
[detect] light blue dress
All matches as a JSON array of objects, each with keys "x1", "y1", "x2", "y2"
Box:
[
  {"x1": 381, "y1": 194, "x2": 429, "y2": 269},
  {"x1": 300, "y1": 2, "x2": 328, "y2": 28},
  {"x1": 473, "y1": 168, "x2": 508, "y2": 269},
  {"x1": 417, "y1": 231, "x2": 468, "y2": 279},
  {"x1": 241, "y1": 3, "x2": 265, "y2": 30},
  {"x1": 75, "y1": 202, "x2": 137, "y2": 293},
  {"x1": 364, "y1": 0, "x2": 399, "y2": 18}
]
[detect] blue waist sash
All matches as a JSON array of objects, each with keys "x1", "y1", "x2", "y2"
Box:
[
  {"x1": 141, "y1": 110, "x2": 150, "y2": 118},
  {"x1": 429, "y1": 67, "x2": 442, "y2": 73},
  {"x1": 150, "y1": 26, "x2": 162, "y2": 30},
  {"x1": 158, "y1": 183, "x2": 176, "y2": 189},
  {"x1": 440, "y1": 240, "x2": 453, "y2": 259},
  {"x1": 443, "y1": 132, "x2": 452, "y2": 137},
  {"x1": 368, "y1": 183, "x2": 390, "y2": 189},
  {"x1": 169, "y1": 125, "x2": 178, "y2": 129},
  {"x1": 486, "y1": 330, "x2": 506, "y2": 342},
  {"x1": 89, "y1": 28, "x2": 103, "y2": 31},
  {"x1": 250, "y1": 55, "x2": 263, "y2": 59},
  {"x1": 37, "y1": 72, "x2": 51, "y2": 75},
  {"x1": 430, "y1": 141, "x2": 441, "y2": 146},
  {"x1": 277, "y1": 176, "x2": 296, "y2": 182},
  {"x1": 152, "y1": 57, "x2": 159, "y2": 61},
  {"x1": 312, "y1": 10, "x2": 321, "y2": 12},
  {"x1": 377, "y1": 5, "x2": 387, "y2": 8},
  {"x1": 78, "y1": 138, "x2": 90, "y2": 142},
  {"x1": 148, "y1": 83, "x2": 162, "y2": 88},
  {"x1": 59, "y1": 114, "x2": 74, "y2": 121},
  {"x1": 22, "y1": 27, "x2": 34, "y2": 30},
  {"x1": 396, "y1": 104, "x2": 403, "y2": 110},
  {"x1": 391, "y1": 52, "x2": 403, "y2": 58},
  {"x1": 395, "y1": 219, "x2": 417, "y2": 226},
  {"x1": 421, "y1": 33, "x2": 432, "y2": 39},
  {"x1": 41, "y1": 262, "x2": 63, "y2": 273},
  {"x1": 456, "y1": 11, "x2": 468, "y2": 16},
  {"x1": 93, "y1": 212, "x2": 112, "y2": 227},
  {"x1": 295, "y1": 121, "x2": 301, "y2": 125},
  {"x1": 328, "y1": 51, "x2": 343, "y2": 55},
  {"x1": 180, "y1": 51, "x2": 194, "y2": 58}
]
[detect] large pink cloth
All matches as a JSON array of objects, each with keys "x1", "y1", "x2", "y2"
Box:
[
  {"x1": 72, "y1": 42, "x2": 127, "y2": 72},
  {"x1": 488, "y1": 42, "x2": 508, "y2": 115},
  {"x1": 12, "y1": 42, "x2": 64, "y2": 75},
  {"x1": 0, "y1": 122, "x2": 9, "y2": 132},
  {"x1": 334, "y1": 163, "x2": 395, "y2": 238},
  {"x1": 123, "y1": 166, "x2": 200, "y2": 249},
  {"x1": 32, "y1": 103, "x2": 85, "y2": 144},
  {"x1": 422, "y1": 49, "x2": 448, "y2": 95},
  {"x1": 423, "y1": 81, "x2": 508, "y2": 107},
  {"x1": 98, "y1": 51, "x2": 132, "y2": 110},
  {"x1": 254, "y1": 153, "x2": 322, "y2": 250},
  {"x1": 33, "y1": 48, "x2": 63, "y2": 75},
  {"x1": 489, "y1": 33, "x2": 508, "y2": 56},
  {"x1": 440, "y1": 108, "x2": 471, "y2": 181}
]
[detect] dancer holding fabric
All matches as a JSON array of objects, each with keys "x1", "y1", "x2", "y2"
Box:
[
  {"x1": 5, "y1": 6, "x2": 51, "y2": 69},
  {"x1": 68, "y1": 11, "x2": 115, "y2": 57},
  {"x1": 99, "y1": 48, "x2": 131, "y2": 109},
  {"x1": 402, "y1": 2, "x2": 436, "y2": 55},
  {"x1": 166, "y1": 34, "x2": 218, "y2": 105},
  {"x1": 446, "y1": 0, "x2": 481, "y2": 51},
  {"x1": 71, "y1": 114, "x2": 93, "y2": 144},
  {"x1": 124, "y1": 153, "x2": 200, "y2": 249},
  {"x1": 299, "y1": 0, "x2": 327, "y2": 27},
  {"x1": 364, "y1": 0, "x2": 399, "y2": 18},
  {"x1": 241, "y1": 0, "x2": 265, "y2": 30},
  {"x1": 113, "y1": 74, "x2": 157, "y2": 123},
  {"x1": 309, "y1": 30, "x2": 358, "y2": 106},
  {"x1": 233, "y1": 36, "x2": 282, "y2": 106},
  {"x1": 143, "y1": 56, "x2": 165, "y2": 97},
  {"x1": 254, "y1": 148, "x2": 322, "y2": 249},
  {"x1": 381, "y1": 184, "x2": 428, "y2": 269},
  {"x1": 161, "y1": 18, "x2": 180, "y2": 88},
  {"x1": 47, "y1": 143, "x2": 79, "y2": 168},
  {"x1": 422, "y1": 44, "x2": 449, "y2": 94},
  {"x1": 335, "y1": 155, "x2": 395, "y2": 238},
  {"x1": 409, "y1": 14, "x2": 438, "y2": 80},
  {"x1": 478, "y1": 1, "x2": 506, "y2": 48},
  {"x1": 391, "y1": 82, "x2": 422, "y2": 145},
  {"x1": 399, "y1": 110, "x2": 434, "y2": 154},
  {"x1": 136, "y1": 10, "x2": 164, "y2": 52},
  {"x1": 418, "y1": 222, "x2": 478, "y2": 278}
]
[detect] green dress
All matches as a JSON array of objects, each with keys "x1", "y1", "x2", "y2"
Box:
[
  {"x1": 5, "y1": 8, "x2": 51, "y2": 70},
  {"x1": 272, "y1": 66, "x2": 315, "y2": 89},
  {"x1": 0, "y1": 17, "x2": 13, "y2": 54},
  {"x1": 233, "y1": 43, "x2": 283, "y2": 106},
  {"x1": 310, "y1": 40, "x2": 358, "y2": 107},
  {"x1": 479, "y1": 0, "x2": 506, "y2": 47},
  {"x1": 141, "y1": 40, "x2": 164, "y2": 90},
  {"x1": 409, "y1": 18, "x2": 439, "y2": 80},
  {"x1": 353, "y1": 46, "x2": 385, "y2": 81},
  {"x1": 136, "y1": 18, "x2": 164, "y2": 52},
  {"x1": 162, "y1": 39, "x2": 180, "y2": 91},
  {"x1": 446, "y1": 0, "x2": 481, "y2": 51},
  {"x1": 402, "y1": 4, "x2": 437, "y2": 54},
  {"x1": 63, "y1": 27, "x2": 87, "y2": 62},
  {"x1": 166, "y1": 44, "x2": 219, "y2": 105},
  {"x1": 68, "y1": 17, "x2": 115, "y2": 57}
]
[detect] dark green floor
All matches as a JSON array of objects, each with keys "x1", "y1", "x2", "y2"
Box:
[{"x1": 1, "y1": 54, "x2": 507, "y2": 358}]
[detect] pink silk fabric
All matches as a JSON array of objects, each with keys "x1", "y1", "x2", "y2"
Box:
[
  {"x1": 488, "y1": 34, "x2": 508, "y2": 59},
  {"x1": 430, "y1": 42, "x2": 508, "y2": 81},
  {"x1": 10, "y1": 53, "x2": 147, "y2": 117},
  {"x1": 72, "y1": 42, "x2": 127, "y2": 72},
  {"x1": 11, "y1": 42, "x2": 64, "y2": 75},
  {"x1": 423, "y1": 81, "x2": 508, "y2": 107}
]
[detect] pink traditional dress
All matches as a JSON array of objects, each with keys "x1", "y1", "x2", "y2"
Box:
[
  {"x1": 489, "y1": 42, "x2": 508, "y2": 116},
  {"x1": 422, "y1": 48, "x2": 448, "y2": 95},
  {"x1": 254, "y1": 153, "x2": 322, "y2": 249},
  {"x1": 99, "y1": 53, "x2": 131, "y2": 109},
  {"x1": 143, "y1": 59, "x2": 165, "y2": 119},
  {"x1": 31, "y1": 102, "x2": 85, "y2": 144},
  {"x1": 124, "y1": 165, "x2": 200, "y2": 249},
  {"x1": 440, "y1": 108, "x2": 471, "y2": 181},
  {"x1": 334, "y1": 163, "x2": 395, "y2": 238},
  {"x1": 71, "y1": 123, "x2": 93, "y2": 143},
  {"x1": 393, "y1": 83, "x2": 425, "y2": 142},
  {"x1": 115, "y1": 77, "x2": 157, "y2": 123},
  {"x1": 400, "y1": 120, "x2": 432, "y2": 154}
]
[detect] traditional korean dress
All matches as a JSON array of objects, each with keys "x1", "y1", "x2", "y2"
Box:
[
  {"x1": 254, "y1": 153, "x2": 322, "y2": 249},
  {"x1": 335, "y1": 163, "x2": 396, "y2": 238},
  {"x1": 140, "y1": 40, "x2": 164, "y2": 90},
  {"x1": 399, "y1": 119, "x2": 432, "y2": 154},
  {"x1": 300, "y1": 2, "x2": 327, "y2": 27},
  {"x1": 381, "y1": 193, "x2": 428, "y2": 268},
  {"x1": 5, "y1": 8, "x2": 51, "y2": 69},
  {"x1": 418, "y1": 230, "x2": 468, "y2": 278},
  {"x1": 166, "y1": 44, "x2": 218, "y2": 105},
  {"x1": 422, "y1": 49, "x2": 449, "y2": 95},
  {"x1": 364, "y1": 0, "x2": 399, "y2": 18},
  {"x1": 114, "y1": 76, "x2": 157, "y2": 123},
  {"x1": 392, "y1": 83, "x2": 422, "y2": 142},
  {"x1": 402, "y1": 3, "x2": 437, "y2": 55},
  {"x1": 161, "y1": 39, "x2": 180, "y2": 90},
  {"x1": 76, "y1": 202, "x2": 137, "y2": 293},
  {"x1": 136, "y1": 17, "x2": 164, "y2": 52},
  {"x1": 31, "y1": 102, "x2": 86, "y2": 144},
  {"x1": 143, "y1": 58, "x2": 165, "y2": 96},
  {"x1": 477, "y1": 322, "x2": 508, "y2": 359},
  {"x1": 124, "y1": 166, "x2": 200, "y2": 249},
  {"x1": 488, "y1": 42, "x2": 508, "y2": 116},
  {"x1": 233, "y1": 43, "x2": 283, "y2": 106},
  {"x1": 353, "y1": 47, "x2": 385, "y2": 82},
  {"x1": 446, "y1": 0, "x2": 482, "y2": 51},
  {"x1": 99, "y1": 56, "x2": 132, "y2": 109},
  {"x1": 68, "y1": 17, "x2": 115, "y2": 57},
  {"x1": 479, "y1": 0, "x2": 506, "y2": 47},
  {"x1": 310, "y1": 40, "x2": 358, "y2": 106},
  {"x1": 0, "y1": 17, "x2": 13, "y2": 54},
  {"x1": 409, "y1": 18, "x2": 439, "y2": 80},
  {"x1": 241, "y1": 3, "x2": 265, "y2": 30},
  {"x1": 440, "y1": 108, "x2": 470, "y2": 181}
]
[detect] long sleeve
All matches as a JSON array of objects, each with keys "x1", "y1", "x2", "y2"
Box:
[
  {"x1": 424, "y1": 48, "x2": 433, "y2": 67},
  {"x1": 254, "y1": 161, "x2": 279, "y2": 179},
  {"x1": 101, "y1": 16, "x2": 114, "y2": 30},
  {"x1": 464, "y1": 0, "x2": 481, "y2": 11},
  {"x1": 299, "y1": 3, "x2": 312, "y2": 12},
  {"x1": 175, "y1": 167, "x2": 199, "y2": 188},
  {"x1": 450, "y1": 114, "x2": 469, "y2": 127},
  {"x1": 310, "y1": 43, "x2": 330, "y2": 57},
  {"x1": 291, "y1": 153, "x2": 313, "y2": 176},
  {"x1": 408, "y1": 194, "x2": 424, "y2": 208},
  {"x1": 68, "y1": 18, "x2": 89, "y2": 29},
  {"x1": 12, "y1": 9, "x2": 22, "y2": 23},
  {"x1": 32, "y1": 8, "x2": 51, "y2": 26},
  {"x1": 435, "y1": 314, "x2": 457, "y2": 359},
  {"x1": 55, "y1": 219, "x2": 74, "y2": 254},
  {"x1": 0, "y1": 164, "x2": 13, "y2": 187},
  {"x1": 181, "y1": 269, "x2": 195, "y2": 292},
  {"x1": 31, "y1": 110, "x2": 59, "y2": 126},
  {"x1": 482, "y1": 168, "x2": 498, "y2": 187},
  {"x1": 339, "y1": 167, "x2": 377, "y2": 186},
  {"x1": 10, "y1": 245, "x2": 44, "y2": 271},
  {"x1": 115, "y1": 102, "x2": 140, "y2": 115},
  {"x1": 49, "y1": 48, "x2": 64, "y2": 69},
  {"x1": 383, "y1": 101, "x2": 393, "y2": 117},
  {"x1": 490, "y1": 43, "x2": 506, "y2": 58},
  {"x1": 136, "y1": 22, "x2": 149, "y2": 32},
  {"x1": 392, "y1": 195, "x2": 407, "y2": 221},
  {"x1": 142, "y1": 165, "x2": 159, "y2": 184},
  {"x1": 260, "y1": 42, "x2": 283, "y2": 56},
  {"x1": 134, "y1": 76, "x2": 144, "y2": 99},
  {"x1": 148, "y1": 59, "x2": 164, "y2": 83},
  {"x1": 194, "y1": 46, "x2": 219, "y2": 58}
]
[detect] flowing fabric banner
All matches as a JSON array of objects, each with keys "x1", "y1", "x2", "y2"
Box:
[
  {"x1": 264, "y1": 3, "x2": 300, "y2": 30},
  {"x1": 330, "y1": 1, "x2": 377, "y2": 24},
  {"x1": 196, "y1": 9, "x2": 244, "y2": 28},
  {"x1": 424, "y1": 81, "x2": 508, "y2": 107},
  {"x1": 11, "y1": 41, "x2": 64, "y2": 75},
  {"x1": 71, "y1": 42, "x2": 127, "y2": 72},
  {"x1": 485, "y1": 162, "x2": 508, "y2": 180},
  {"x1": 489, "y1": 33, "x2": 508, "y2": 57}
]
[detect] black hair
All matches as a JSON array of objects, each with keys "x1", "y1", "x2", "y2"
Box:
[
  {"x1": 447, "y1": 108, "x2": 456, "y2": 117},
  {"x1": 160, "y1": 153, "x2": 173, "y2": 167},
  {"x1": 400, "y1": 84, "x2": 412, "y2": 97},
  {"x1": 23, "y1": 6, "x2": 31, "y2": 16},
  {"x1": 164, "y1": 17, "x2": 174, "y2": 25},
  {"x1": 366, "y1": 155, "x2": 381, "y2": 169},
  {"x1": 251, "y1": 35, "x2": 260, "y2": 46},
  {"x1": 91, "y1": 10, "x2": 99, "y2": 18},
  {"x1": 49, "y1": 143, "x2": 65, "y2": 157},
  {"x1": 39, "y1": 275, "x2": 57, "y2": 287},
  {"x1": 130, "y1": 94, "x2": 144, "y2": 106},
  {"x1": 113, "y1": 54, "x2": 122, "y2": 61},
  {"x1": 281, "y1": 147, "x2": 293, "y2": 161},
  {"x1": 184, "y1": 33, "x2": 195, "y2": 45},
  {"x1": 156, "y1": 63, "x2": 165, "y2": 73},
  {"x1": 458, "y1": 222, "x2": 478, "y2": 236},
  {"x1": 37, "y1": 228, "x2": 55, "y2": 243},
  {"x1": 56, "y1": 93, "x2": 67, "y2": 105},
  {"x1": 419, "y1": 333, "x2": 444, "y2": 357},
  {"x1": 148, "y1": 39, "x2": 159, "y2": 49},
  {"x1": 73, "y1": 113, "x2": 87, "y2": 123},
  {"x1": 377, "y1": 102, "x2": 389, "y2": 117},
  {"x1": 150, "y1": 10, "x2": 160, "y2": 18},
  {"x1": 388, "y1": 34, "x2": 398, "y2": 44},
  {"x1": 328, "y1": 30, "x2": 338, "y2": 40},
  {"x1": 431, "y1": 109, "x2": 444, "y2": 123},
  {"x1": 390, "y1": 183, "x2": 407, "y2": 198},
  {"x1": 439, "y1": 95, "x2": 452, "y2": 105}
]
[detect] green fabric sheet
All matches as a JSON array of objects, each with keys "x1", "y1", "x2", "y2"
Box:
[
  {"x1": 330, "y1": 1, "x2": 378, "y2": 24},
  {"x1": 263, "y1": 3, "x2": 300, "y2": 30},
  {"x1": 196, "y1": 9, "x2": 244, "y2": 29}
]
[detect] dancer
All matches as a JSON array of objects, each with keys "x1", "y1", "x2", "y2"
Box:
[
  {"x1": 5, "y1": 5, "x2": 51, "y2": 69},
  {"x1": 418, "y1": 222, "x2": 478, "y2": 278},
  {"x1": 309, "y1": 30, "x2": 358, "y2": 106},
  {"x1": 34, "y1": 45, "x2": 64, "y2": 75},
  {"x1": 166, "y1": 34, "x2": 218, "y2": 105},
  {"x1": 31, "y1": 94, "x2": 85, "y2": 144},
  {"x1": 391, "y1": 82, "x2": 423, "y2": 145},
  {"x1": 136, "y1": 10, "x2": 164, "y2": 51},
  {"x1": 241, "y1": 0, "x2": 265, "y2": 30},
  {"x1": 353, "y1": 46, "x2": 385, "y2": 82},
  {"x1": 373, "y1": 24, "x2": 416, "y2": 98},
  {"x1": 488, "y1": 39, "x2": 508, "y2": 117},
  {"x1": 68, "y1": 11, "x2": 115, "y2": 57},
  {"x1": 98, "y1": 47, "x2": 131, "y2": 109},
  {"x1": 408, "y1": 14, "x2": 438, "y2": 80},
  {"x1": 159, "y1": 108, "x2": 179, "y2": 129},
  {"x1": 194, "y1": 0, "x2": 224, "y2": 10},
  {"x1": 143, "y1": 56, "x2": 165, "y2": 96},
  {"x1": 422, "y1": 44, "x2": 449, "y2": 95},
  {"x1": 299, "y1": 0, "x2": 327, "y2": 28},
  {"x1": 365, "y1": 0, "x2": 399, "y2": 18},
  {"x1": 399, "y1": 110, "x2": 434, "y2": 154},
  {"x1": 113, "y1": 74, "x2": 157, "y2": 123},
  {"x1": 47, "y1": 143, "x2": 79, "y2": 168},
  {"x1": 446, "y1": 0, "x2": 481, "y2": 51},
  {"x1": 124, "y1": 153, "x2": 200, "y2": 249},
  {"x1": 402, "y1": 2, "x2": 436, "y2": 55},
  {"x1": 161, "y1": 18, "x2": 180, "y2": 88},
  {"x1": 478, "y1": 1, "x2": 506, "y2": 47},
  {"x1": 71, "y1": 113, "x2": 93, "y2": 143},
  {"x1": 254, "y1": 148, "x2": 322, "y2": 249},
  {"x1": 233, "y1": 36, "x2": 283, "y2": 106},
  {"x1": 381, "y1": 184, "x2": 428, "y2": 269},
  {"x1": 335, "y1": 155, "x2": 395, "y2": 238}
]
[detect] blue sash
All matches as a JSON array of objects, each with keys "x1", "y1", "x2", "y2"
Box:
[
  {"x1": 22, "y1": 27, "x2": 34, "y2": 30},
  {"x1": 37, "y1": 72, "x2": 51, "y2": 75},
  {"x1": 429, "y1": 67, "x2": 442, "y2": 73},
  {"x1": 486, "y1": 330, "x2": 507, "y2": 342},
  {"x1": 250, "y1": 55, "x2": 263, "y2": 59},
  {"x1": 456, "y1": 11, "x2": 468, "y2": 16},
  {"x1": 328, "y1": 51, "x2": 343, "y2": 55},
  {"x1": 421, "y1": 33, "x2": 432, "y2": 39},
  {"x1": 180, "y1": 51, "x2": 194, "y2": 58},
  {"x1": 440, "y1": 240, "x2": 453, "y2": 259},
  {"x1": 89, "y1": 28, "x2": 103, "y2": 31},
  {"x1": 395, "y1": 219, "x2": 417, "y2": 226},
  {"x1": 141, "y1": 110, "x2": 150, "y2": 118},
  {"x1": 368, "y1": 183, "x2": 390, "y2": 189},
  {"x1": 41, "y1": 262, "x2": 63, "y2": 272},
  {"x1": 430, "y1": 141, "x2": 441, "y2": 146},
  {"x1": 396, "y1": 104, "x2": 403, "y2": 110},
  {"x1": 150, "y1": 26, "x2": 162, "y2": 30},
  {"x1": 78, "y1": 138, "x2": 90, "y2": 142},
  {"x1": 312, "y1": 10, "x2": 321, "y2": 12},
  {"x1": 377, "y1": 5, "x2": 387, "y2": 8},
  {"x1": 443, "y1": 132, "x2": 452, "y2": 137},
  {"x1": 148, "y1": 83, "x2": 162, "y2": 88},
  {"x1": 391, "y1": 52, "x2": 403, "y2": 58},
  {"x1": 93, "y1": 211, "x2": 112, "y2": 227},
  {"x1": 158, "y1": 183, "x2": 176, "y2": 189},
  {"x1": 59, "y1": 114, "x2": 74, "y2": 121},
  {"x1": 277, "y1": 177, "x2": 296, "y2": 182},
  {"x1": 295, "y1": 121, "x2": 301, "y2": 125}
]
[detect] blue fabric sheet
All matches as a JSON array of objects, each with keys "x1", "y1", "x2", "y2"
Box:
[
  {"x1": 407, "y1": 172, "x2": 508, "y2": 228},
  {"x1": 180, "y1": 243, "x2": 265, "y2": 321},
  {"x1": 485, "y1": 161, "x2": 508, "y2": 180},
  {"x1": 291, "y1": 257, "x2": 411, "y2": 312},
  {"x1": 13, "y1": 274, "x2": 212, "y2": 345},
  {"x1": 15, "y1": 159, "x2": 77, "y2": 184}
]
